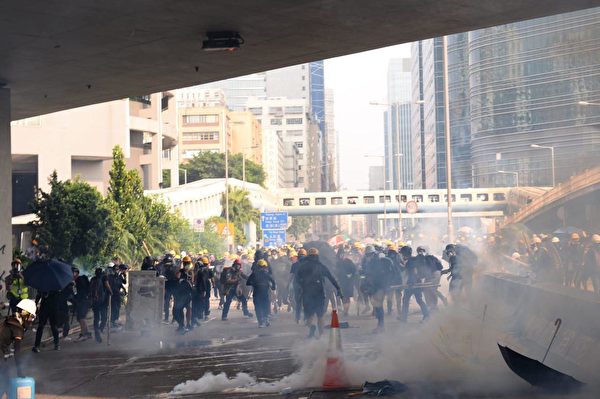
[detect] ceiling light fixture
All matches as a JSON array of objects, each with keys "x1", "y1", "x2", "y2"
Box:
[{"x1": 202, "y1": 31, "x2": 244, "y2": 52}]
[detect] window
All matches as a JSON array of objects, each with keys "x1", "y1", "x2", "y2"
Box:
[
  {"x1": 295, "y1": 142, "x2": 303, "y2": 148},
  {"x1": 183, "y1": 150, "x2": 201, "y2": 159},
  {"x1": 379, "y1": 195, "x2": 391, "y2": 203},
  {"x1": 268, "y1": 107, "x2": 283, "y2": 115},
  {"x1": 477, "y1": 193, "x2": 489, "y2": 201},
  {"x1": 285, "y1": 106, "x2": 304, "y2": 114},
  {"x1": 182, "y1": 132, "x2": 219, "y2": 141},
  {"x1": 412, "y1": 195, "x2": 423, "y2": 202},
  {"x1": 287, "y1": 130, "x2": 303, "y2": 137},
  {"x1": 182, "y1": 114, "x2": 218, "y2": 125},
  {"x1": 286, "y1": 118, "x2": 303, "y2": 125},
  {"x1": 347, "y1": 197, "x2": 358, "y2": 205},
  {"x1": 315, "y1": 198, "x2": 326, "y2": 205},
  {"x1": 248, "y1": 107, "x2": 262, "y2": 115},
  {"x1": 400, "y1": 195, "x2": 407, "y2": 202},
  {"x1": 331, "y1": 197, "x2": 343, "y2": 205},
  {"x1": 299, "y1": 198, "x2": 310, "y2": 206},
  {"x1": 460, "y1": 194, "x2": 472, "y2": 202},
  {"x1": 363, "y1": 196, "x2": 375, "y2": 204},
  {"x1": 270, "y1": 119, "x2": 282, "y2": 125},
  {"x1": 444, "y1": 194, "x2": 456, "y2": 202},
  {"x1": 283, "y1": 198, "x2": 294, "y2": 206},
  {"x1": 493, "y1": 193, "x2": 506, "y2": 201},
  {"x1": 428, "y1": 194, "x2": 440, "y2": 202}
]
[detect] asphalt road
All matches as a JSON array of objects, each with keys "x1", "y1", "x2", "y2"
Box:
[{"x1": 11, "y1": 297, "x2": 590, "y2": 399}]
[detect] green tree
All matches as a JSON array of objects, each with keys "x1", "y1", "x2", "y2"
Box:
[
  {"x1": 219, "y1": 188, "x2": 259, "y2": 245},
  {"x1": 287, "y1": 216, "x2": 312, "y2": 240},
  {"x1": 180, "y1": 152, "x2": 266, "y2": 186},
  {"x1": 30, "y1": 172, "x2": 113, "y2": 263}
]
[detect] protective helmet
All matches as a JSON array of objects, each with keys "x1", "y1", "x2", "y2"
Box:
[
  {"x1": 71, "y1": 267, "x2": 80, "y2": 273},
  {"x1": 533, "y1": 236, "x2": 542, "y2": 244},
  {"x1": 201, "y1": 257, "x2": 210, "y2": 265},
  {"x1": 387, "y1": 244, "x2": 398, "y2": 252},
  {"x1": 416, "y1": 246, "x2": 427, "y2": 254},
  {"x1": 308, "y1": 248, "x2": 319, "y2": 256},
  {"x1": 511, "y1": 252, "x2": 521, "y2": 260},
  {"x1": 444, "y1": 244, "x2": 456, "y2": 253},
  {"x1": 365, "y1": 245, "x2": 375, "y2": 254},
  {"x1": 182, "y1": 256, "x2": 192, "y2": 263},
  {"x1": 592, "y1": 234, "x2": 600, "y2": 244},
  {"x1": 17, "y1": 299, "x2": 37, "y2": 317},
  {"x1": 289, "y1": 250, "x2": 298, "y2": 258},
  {"x1": 258, "y1": 259, "x2": 268, "y2": 267},
  {"x1": 400, "y1": 246, "x2": 413, "y2": 257},
  {"x1": 552, "y1": 237, "x2": 560, "y2": 243},
  {"x1": 571, "y1": 233, "x2": 580, "y2": 241},
  {"x1": 297, "y1": 248, "x2": 308, "y2": 257},
  {"x1": 169, "y1": 250, "x2": 176, "y2": 256}
]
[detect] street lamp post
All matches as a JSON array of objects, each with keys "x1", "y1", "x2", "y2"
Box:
[
  {"x1": 498, "y1": 170, "x2": 519, "y2": 187},
  {"x1": 395, "y1": 153, "x2": 403, "y2": 240},
  {"x1": 530, "y1": 144, "x2": 555, "y2": 187}
]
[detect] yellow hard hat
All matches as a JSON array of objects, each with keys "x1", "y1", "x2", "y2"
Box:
[
  {"x1": 182, "y1": 256, "x2": 192, "y2": 263},
  {"x1": 387, "y1": 243, "x2": 397, "y2": 252},
  {"x1": 169, "y1": 249, "x2": 176, "y2": 256},
  {"x1": 571, "y1": 233, "x2": 580, "y2": 241},
  {"x1": 203, "y1": 249, "x2": 208, "y2": 254},
  {"x1": 592, "y1": 234, "x2": 600, "y2": 244},
  {"x1": 258, "y1": 259, "x2": 268, "y2": 267},
  {"x1": 289, "y1": 250, "x2": 298, "y2": 258},
  {"x1": 174, "y1": 254, "x2": 181, "y2": 260},
  {"x1": 201, "y1": 257, "x2": 210, "y2": 265},
  {"x1": 298, "y1": 248, "x2": 308, "y2": 257}
]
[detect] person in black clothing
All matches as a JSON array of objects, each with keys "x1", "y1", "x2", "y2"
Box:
[
  {"x1": 221, "y1": 260, "x2": 252, "y2": 320},
  {"x1": 335, "y1": 248, "x2": 357, "y2": 317},
  {"x1": 359, "y1": 246, "x2": 378, "y2": 314},
  {"x1": 73, "y1": 268, "x2": 92, "y2": 341},
  {"x1": 252, "y1": 249, "x2": 273, "y2": 274},
  {"x1": 442, "y1": 244, "x2": 477, "y2": 302},
  {"x1": 60, "y1": 276, "x2": 74, "y2": 341},
  {"x1": 141, "y1": 256, "x2": 158, "y2": 273},
  {"x1": 416, "y1": 246, "x2": 446, "y2": 310},
  {"x1": 246, "y1": 259, "x2": 277, "y2": 328},
  {"x1": 89, "y1": 267, "x2": 112, "y2": 343},
  {"x1": 32, "y1": 290, "x2": 61, "y2": 352},
  {"x1": 364, "y1": 252, "x2": 394, "y2": 333},
  {"x1": 400, "y1": 246, "x2": 430, "y2": 322},
  {"x1": 385, "y1": 245, "x2": 403, "y2": 318},
  {"x1": 295, "y1": 248, "x2": 342, "y2": 338},
  {"x1": 193, "y1": 257, "x2": 213, "y2": 323},
  {"x1": 161, "y1": 254, "x2": 178, "y2": 322},
  {"x1": 108, "y1": 262, "x2": 127, "y2": 327},
  {"x1": 289, "y1": 248, "x2": 308, "y2": 323},
  {"x1": 173, "y1": 270, "x2": 193, "y2": 333}
]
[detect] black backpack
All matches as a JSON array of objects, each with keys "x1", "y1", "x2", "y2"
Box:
[{"x1": 90, "y1": 276, "x2": 106, "y2": 304}]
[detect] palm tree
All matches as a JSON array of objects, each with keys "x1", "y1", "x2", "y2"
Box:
[{"x1": 221, "y1": 187, "x2": 259, "y2": 244}]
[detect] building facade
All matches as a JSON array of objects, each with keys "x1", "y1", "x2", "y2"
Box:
[
  {"x1": 11, "y1": 93, "x2": 179, "y2": 215},
  {"x1": 229, "y1": 111, "x2": 263, "y2": 164}
]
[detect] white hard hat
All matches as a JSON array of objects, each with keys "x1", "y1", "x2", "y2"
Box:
[
  {"x1": 511, "y1": 252, "x2": 521, "y2": 260},
  {"x1": 17, "y1": 299, "x2": 37, "y2": 317},
  {"x1": 552, "y1": 237, "x2": 560, "y2": 243},
  {"x1": 181, "y1": 251, "x2": 187, "y2": 257}
]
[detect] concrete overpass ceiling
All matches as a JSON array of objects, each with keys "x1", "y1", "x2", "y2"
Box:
[{"x1": 3, "y1": 0, "x2": 600, "y2": 120}]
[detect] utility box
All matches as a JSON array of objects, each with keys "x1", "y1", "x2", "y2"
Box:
[{"x1": 126, "y1": 271, "x2": 164, "y2": 330}]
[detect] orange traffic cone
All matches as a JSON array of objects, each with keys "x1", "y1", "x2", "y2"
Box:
[{"x1": 322, "y1": 309, "x2": 347, "y2": 388}]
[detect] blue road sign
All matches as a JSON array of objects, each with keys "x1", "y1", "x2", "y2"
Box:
[
  {"x1": 263, "y1": 229, "x2": 287, "y2": 247},
  {"x1": 260, "y1": 211, "x2": 288, "y2": 230}
]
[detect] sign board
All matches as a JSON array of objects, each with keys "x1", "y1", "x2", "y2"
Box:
[
  {"x1": 214, "y1": 223, "x2": 235, "y2": 236},
  {"x1": 192, "y1": 218, "x2": 205, "y2": 232},
  {"x1": 263, "y1": 229, "x2": 287, "y2": 247},
  {"x1": 260, "y1": 211, "x2": 288, "y2": 230},
  {"x1": 406, "y1": 200, "x2": 418, "y2": 214}
]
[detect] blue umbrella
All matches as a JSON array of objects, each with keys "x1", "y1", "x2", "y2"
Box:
[{"x1": 23, "y1": 259, "x2": 73, "y2": 291}]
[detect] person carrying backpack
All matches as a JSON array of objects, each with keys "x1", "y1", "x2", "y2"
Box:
[{"x1": 89, "y1": 268, "x2": 112, "y2": 343}]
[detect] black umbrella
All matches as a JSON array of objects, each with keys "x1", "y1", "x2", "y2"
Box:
[
  {"x1": 498, "y1": 318, "x2": 585, "y2": 393},
  {"x1": 23, "y1": 259, "x2": 74, "y2": 292}
]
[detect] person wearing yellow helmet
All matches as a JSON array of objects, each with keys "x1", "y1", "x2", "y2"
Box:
[
  {"x1": 0, "y1": 298, "x2": 37, "y2": 393},
  {"x1": 295, "y1": 247, "x2": 342, "y2": 338},
  {"x1": 289, "y1": 247, "x2": 308, "y2": 323},
  {"x1": 565, "y1": 232, "x2": 585, "y2": 287},
  {"x1": 192, "y1": 258, "x2": 214, "y2": 323},
  {"x1": 221, "y1": 259, "x2": 253, "y2": 320},
  {"x1": 246, "y1": 259, "x2": 277, "y2": 328}
]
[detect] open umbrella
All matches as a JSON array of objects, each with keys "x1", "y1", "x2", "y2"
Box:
[
  {"x1": 498, "y1": 318, "x2": 584, "y2": 393},
  {"x1": 23, "y1": 259, "x2": 73, "y2": 292}
]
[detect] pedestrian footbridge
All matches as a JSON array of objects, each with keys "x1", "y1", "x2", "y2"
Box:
[{"x1": 149, "y1": 181, "x2": 550, "y2": 223}]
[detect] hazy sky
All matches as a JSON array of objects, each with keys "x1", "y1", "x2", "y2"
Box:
[{"x1": 324, "y1": 43, "x2": 411, "y2": 191}]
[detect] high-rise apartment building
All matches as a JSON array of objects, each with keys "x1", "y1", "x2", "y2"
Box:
[
  {"x1": 229, "y1": 111, "x2": 263, "y2": 164},
  {"x1": 246, "y1": 97, "x2": 310, "y2": 189},
  {"x1": 198, "y1": 73, "x2": 267, "y2": 111},
  {"x1": 324, "y1": 89, "x2": 339, "y2": 190}
]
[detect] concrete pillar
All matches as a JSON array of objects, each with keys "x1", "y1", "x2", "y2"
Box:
[{"x1": 0, "y1": 88, "x2": 11, "y2": 275}]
